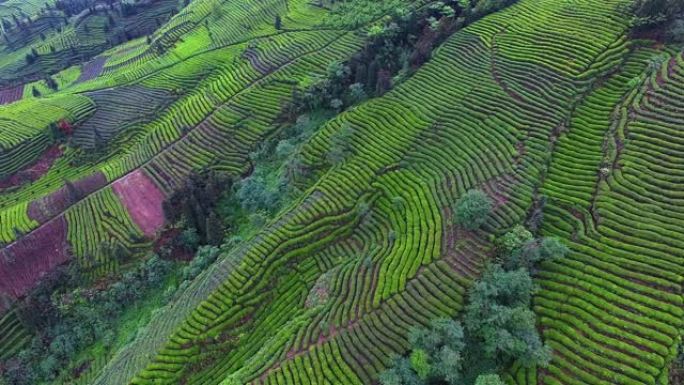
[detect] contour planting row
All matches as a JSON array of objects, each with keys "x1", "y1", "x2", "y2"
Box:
[
  {"x1": 90, "y1": 1, "x2": 643, "y2": 383},
  {"x1": 256, "y1": 261, "x2": 469, "y2": 385},
  {"x1": 541, "y1": 48, "x2": 652, "y2": 209},
  {"x1": 104, "y1": 30, "x2": 357, "y2": 187},
  {"x1": 74, "y1": 85, "x2": 175, "y2": 148},
  {"x1": 0, "y1": 308, "x2": 30, "y2": 361},
  {"x1": 66, "y1": 186, "x2": 149, "y2": 278},
  {"x1": 532, "y1": 49, "x2": 684, "y2": 385},
  {"x1": 156, "y1": 0, "x2": 284, "y2": 52}
]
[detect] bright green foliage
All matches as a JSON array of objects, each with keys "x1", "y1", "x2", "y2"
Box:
[
  {"x1": 475, "y1": 374, "x2": 505, "y2": 385},
  {"x1": 410, "y1": 349, "x2": 431, "y2": 380},
  {"x1": 3, "y1": 0, "x2": 684, "y2": 385},
  {"x1": 496, "y1": 225, "x2": 533, "y2": 257},
  {"x1": 455, "y1": 189, "x2": 493, "y2": 230}
]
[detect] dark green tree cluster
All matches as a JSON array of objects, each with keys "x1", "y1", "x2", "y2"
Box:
[
  {"x1": 0, "y1": 256, "x2": 172, "y2": 385},
  {"x1": 44, "y1": 75, "x2": 58, "y2": 90},
  {"x1": 380, "y1": 318, "x2": 465, "y2": 385},
  {"x1": 163, "y1": 171, "x2": 231, "y2": 248},
  {"x1": 181, "y1": 245, "x2": 220, "y2": 281},
  {"x1": 380, "y1": 225, "x2": 568, "y2": 384},
  {"x1": 630, "y1": 0, "x2": 684, "y2": 28},
  {"x1": 24, "y1": 48, "x2": 38, "y2": 65},
  {"x1": 219, "y1": 113, "x2": 332, "y2": 225},
  {"x1": 495, "y1": 224, "x2": 568, "y2": 271}
]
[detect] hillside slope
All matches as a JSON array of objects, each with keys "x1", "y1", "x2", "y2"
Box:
[
  {"x1": 92, "y1": 0, "x2": 683, "y2": 385},
  {"x1": 0, "y1": 0, "x2": 683, "y2": 384}
]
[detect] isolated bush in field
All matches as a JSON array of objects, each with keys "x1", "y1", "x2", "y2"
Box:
[
  {"x1": 496, "y1": 225, "x2": 533, "y2": 257},
  {"x1": 348, "y1": 82, "x2": 367, "y2": 103},
  {"x1": 454, "y1": 189, "x2": 492, "y2": 230}
]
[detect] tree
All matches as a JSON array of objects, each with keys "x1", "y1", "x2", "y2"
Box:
[
  {"x1": 375, "y1": 68, "x2": 392, "y2": 95},
  {"x1": 179, "y1": 227, "x2": 200, "y2": 251},
  {"x1": 204, "y1": 212, "x2": 224, "y2": 246},
  {"x1": 504, "y1": 235, "x2": 569, "y2": 271},
  {"x1": 380, "y1": 318, "x2": 466, "y2": 385},
  {"x1": 235, "y1": 172, "x2": 280, "y2": 213},
  {"x1": 454, "y1": 189, "x2": 492, "y2": 230},
  {"x1": 348, "y1": 82, "x2": 367, "y2": 103},
  {"x1": 32, "y1": 87, "x2": 41, "y2": 97},
  {"x1": 464, "y1": 265, "x2": 551, "y2": 369},
  {"x1": 629, "y1": 0, "x2": 684, "y2": 28},
  {"x1": 275, "y1": 14, "x2": 282, "y2": 30},
  {"x1": 495, "y1": 225, "x2": 533, "y2": 257}
]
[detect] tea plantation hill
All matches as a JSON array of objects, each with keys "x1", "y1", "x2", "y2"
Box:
[{"x1": 0, "y1": 0, "x2": 682, "y2": 385}]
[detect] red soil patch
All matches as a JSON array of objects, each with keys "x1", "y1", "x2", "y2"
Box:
[
  {"x1": 0, "y1": 146, "x2": 62, "y2": 189},
  {"x1": 28, "y1": 186, "x2": 73, "y2": 223},
  {"x1": 28, "y1": 171, "x2": 107, "y2": 223},
  {"x1": 0, "y1": 217, "x2": 69, "y2": 299},
  {"x1": 112, "y1": 169, "x2": 166, "y2": 238},
  {"x1": 73, "y1": 171, "x2": 108, "y2": 195}
]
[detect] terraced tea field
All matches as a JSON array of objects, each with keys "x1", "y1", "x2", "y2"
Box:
[{"x1": 0, "y1": 0, "x2": 682, "y2": 384}]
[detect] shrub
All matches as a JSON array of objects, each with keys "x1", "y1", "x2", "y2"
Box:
[
  {"x1": 326, "y1": 123, "x2": 355, "y2": 165},
  {"x1": 182, "y1": 246, "x2": 220, "y2": 281},
  {"x1": 454, "y1": 189, "x2": 492, "y2": 230},
  {"x1": 496, "y1": 225, "x2": 533, "y2": 257},
  {"x1": 410, "y1": 349, "x2": 431, "y2": 379},
  {"x1": 475, "y1": 374, "x2": 505, "y2": 385}
]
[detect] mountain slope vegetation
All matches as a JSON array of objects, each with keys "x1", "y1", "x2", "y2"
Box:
[{"x1": 0, "y1": 0, "x2": 682, "y2": 384}]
